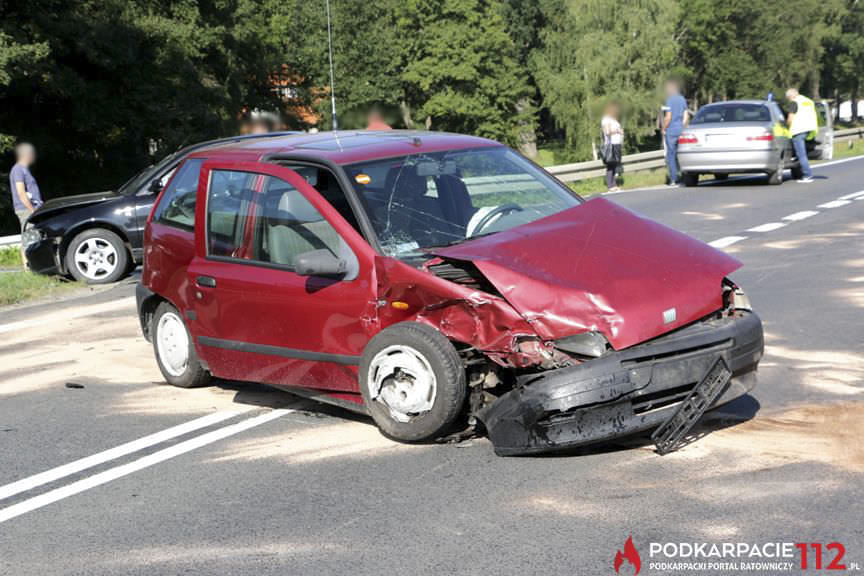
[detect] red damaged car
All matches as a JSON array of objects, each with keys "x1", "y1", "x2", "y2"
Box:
[{"x1": 137, "y1": 131, "x2": 763, "y2": 455}]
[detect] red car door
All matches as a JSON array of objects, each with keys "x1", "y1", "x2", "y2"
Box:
[{"x1": 185, "y1": 161, "x2": 378, "y2": 395}]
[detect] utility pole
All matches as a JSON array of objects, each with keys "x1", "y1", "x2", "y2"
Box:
[{"x1": 326, "y1": 0, "x2": 338, "y2": 131}]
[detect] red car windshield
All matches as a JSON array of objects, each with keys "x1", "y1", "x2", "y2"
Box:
[{"x1": 345, "y1": 147, "x2": 580, "y2": 260}]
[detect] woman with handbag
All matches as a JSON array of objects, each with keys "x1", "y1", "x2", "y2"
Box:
[{"x1": 600, "y1": 102, "x2": 624, "y2": 192}]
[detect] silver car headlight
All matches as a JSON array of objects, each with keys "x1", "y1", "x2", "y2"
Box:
[{"x1": 21, "y1": 225, "x2": 45, "y2": 248}]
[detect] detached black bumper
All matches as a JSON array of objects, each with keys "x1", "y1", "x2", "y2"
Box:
[
  {"x1": 480, "y1": 312, "x2": 764, "y2": 456},
  {"x1": 24, "y1": 237, "x2": 62, "y2": 275}
]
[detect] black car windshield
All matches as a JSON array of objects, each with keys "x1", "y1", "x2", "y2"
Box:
[
  {"x1": 692, "y1": 103, "x2": 771, "y2": 124},
  {"x1": 118, "y1": 147, "x2": 188, "y2": 195},
  {"x1": 345, "y1": 146, "x2": 580, "y2": 260}
]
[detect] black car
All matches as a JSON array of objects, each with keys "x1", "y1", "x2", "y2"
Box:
[{"x1": 22, "y1": 132, "x2": 297, "y2": 284}]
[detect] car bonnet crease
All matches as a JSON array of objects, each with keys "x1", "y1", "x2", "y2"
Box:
[{"x1": 430, "y1": 197, "x2": 741, "y2": 350}]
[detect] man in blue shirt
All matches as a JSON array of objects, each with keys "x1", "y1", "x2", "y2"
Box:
[
  {"x1": 662, "y1": 80, "x2": 689, "y2": 186},
  {"x1": 9, "y1": 142, "x2": 43, "y2": 230}
]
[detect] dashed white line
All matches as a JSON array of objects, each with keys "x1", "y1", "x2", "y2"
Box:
[
  {"x1": 818, "y1": 200, "x2": 852, "y2": 209},
  {"x1": 0, "y1": 411, "x2": 240, "y2": 502},
  {"x1": 747, "y1": 222, "x2": 786, "y2": 233},
  {"x1": 0, "y1": 409, "x2": 291, "y2": 524},
  {"x1": 708, "y1": 236, "x2": 748, "y2": 248},
  {"x1": 782, "y1": 210, "x2": 819, "y2": 222},
  {"x1": 837, "y1": 190, "x2": 864, "y2": 201}
]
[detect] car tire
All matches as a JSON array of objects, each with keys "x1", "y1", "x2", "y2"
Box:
[
  {"x1": 682, "y1": 173, "x2": 699, "y2": 187},
  {"x1": 65, "y1": 228, "x2": 129, "y2": 284},
  {"x1": 359, "y1": 322, "x2": 467, "y2": 443},
  {"x1": 152, "y1": 301, "x2": 210, "y2": 388},
  {"x1": 767, "y1": 155, "x2": 784, "y2": 185}
]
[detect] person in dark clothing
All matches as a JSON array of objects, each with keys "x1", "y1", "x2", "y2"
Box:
[{"x1": 601, "y1": 102, "x2": 623, "y2": 191}]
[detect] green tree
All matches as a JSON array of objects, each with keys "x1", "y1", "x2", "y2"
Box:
[
  {"x1": 822, "y1": 0, "x2": 864, "y2": 118},
  {"x1": 532, "y1": 0, "x2": 680, "y2": 158}
]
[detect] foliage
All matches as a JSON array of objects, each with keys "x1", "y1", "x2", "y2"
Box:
[
  {"x1": 2, "y1": 0, "x2": 864, "y2": 235},
  {"x1": 0, "y1": 246, "x2": 22, "y2": 268},
  {"x1": 531, "y1": 0, "x2": 680, "y2": 157}
]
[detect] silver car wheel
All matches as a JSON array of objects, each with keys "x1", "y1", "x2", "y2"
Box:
[
  {"x1": 367, "y1": 345, "x2": 437, "y2": 423},
  {"x1": 73, "y1": 237, "x2": 119, "y2": 281},
  {"x1": 156, "y1": 312, "x2": 189, "y2": 377}
]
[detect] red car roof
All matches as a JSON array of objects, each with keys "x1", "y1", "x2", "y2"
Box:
[{"x1": 188, "y1": 130, "x2": 503, "y2": 165}]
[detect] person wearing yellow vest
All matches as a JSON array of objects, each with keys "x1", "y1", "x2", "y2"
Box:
[{"x1": 785, "y1": 88, "x2": 818, "y2": 183}]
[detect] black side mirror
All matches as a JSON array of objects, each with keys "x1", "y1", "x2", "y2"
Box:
[
  {"x1": 148, "y1": 179, "x2": 163, "y2": 194},
  {"x1": 293, "y1": 249, "x2": 347, "y2": 277}
]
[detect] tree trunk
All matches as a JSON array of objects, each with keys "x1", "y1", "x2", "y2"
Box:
[
  {"x1": 515, "y1": 97, "x2": 538, "y2": 159},
  {"x1": 852, "y1": 83, "x2": 860, "y2": 122},
  {"x1": 811, "y1": 68, "x2": 821, "y2": 99},
  {"x1": 399, "y1": 100, "x2": 415, "y2": 129}
]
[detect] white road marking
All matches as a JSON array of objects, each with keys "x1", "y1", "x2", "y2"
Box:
[
  {"x1": 708, "y1": 236, "x2": 748, "y2": 248},
  {"x1": 0, "y1": 296, "x2": 135, "y2": 335},
  {"x1": 837, "y1": 190, "x2": 864, "y2": 201},
  {"x1": 818, "y1": 200, "x2": 852, "y2": 209},
  {"x1": 813, "y1": 156, "x2": 864, "y2": 169},
  {"x1": 0, "y1": 409, "x2": 291, "y2": 524},
  {"x1": 782, "y1": 211, "x2": 819, "y2": 222},
  {"x1": 0, "y1": 411, "x2": 240, "y2": 502},
  {"x1": 747, "y1": 222, "x2": 786, "y2": 233}
]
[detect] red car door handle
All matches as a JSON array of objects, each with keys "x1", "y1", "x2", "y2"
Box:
[{"x1": 196, "y1": 275, "x2": 216, "y2": 288}]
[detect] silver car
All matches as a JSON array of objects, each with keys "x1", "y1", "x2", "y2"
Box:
[{"x1": 676, "y1": 99, "x2": 833, "y2": 186}]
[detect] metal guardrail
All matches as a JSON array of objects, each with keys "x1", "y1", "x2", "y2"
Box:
[
  {"x1": 1, "y1": 127, "x2": 862, "y2": 248},
  {"x1": 1, "y1": 234, "x2": 20, "y2": 248},
  {"x1": 546, "y1": 149, "x2": 666, "y2": 182},
  {"x1": 546, "y1": 126, "x2": 864, "y2": 182},
  {"x1": 835, "y1": 126, "x2": 864, "y2": 142}
]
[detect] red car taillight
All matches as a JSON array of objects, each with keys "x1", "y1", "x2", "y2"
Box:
[
  {"x1": 746, "y1": 132, "x2": 774, "y2": 141},
  {"x1": 678, "y1": 134, "x2": 698, "y2": 144}
]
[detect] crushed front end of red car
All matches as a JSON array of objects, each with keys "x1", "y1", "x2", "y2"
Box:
[{"x1": 378, "y1": 197, "x2": 764, "y2": 455}]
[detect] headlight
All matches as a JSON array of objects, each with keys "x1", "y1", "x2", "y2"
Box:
[
  {"x1": 21, "y1": 226, "x2": 45, "y2": 248},
  {"x1": 554, "y1": 331, "x2": 609, "y2": 357},
  {"x1": 733, "y1": 286, "x2": 752, "y2": 311}
]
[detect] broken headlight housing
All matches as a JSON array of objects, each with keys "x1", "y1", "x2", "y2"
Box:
[
  {"x1": 732, "y1": 286, "x2": 752, "y2": 311},
  {"x1": 21, "y1": 224, "x2": 45, "y2": 248},
  {"x1": 554, "y1": 331, "x2": 609, "y2": 358}
]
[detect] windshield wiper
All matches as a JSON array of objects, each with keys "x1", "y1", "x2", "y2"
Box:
[{"x1": 430, "y1": 231, "x2": 500, "y2": 249}]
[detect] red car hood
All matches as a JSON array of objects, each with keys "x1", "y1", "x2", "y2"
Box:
[{"x1": 432, "y1": 197, "x2": 741, "y2": 350}]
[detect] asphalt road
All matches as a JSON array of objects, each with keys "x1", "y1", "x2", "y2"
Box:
[{"x1": 1, "y1": 158, "x2": 863, "y2": 575}]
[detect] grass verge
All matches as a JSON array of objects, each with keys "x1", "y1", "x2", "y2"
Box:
[
  {"x1": 833, "y1": 138, "x2": 864, "y2": 160},
  {"x1": 0, "y1": 271, "x2": 83, "y2": 307},
  {"x1": 0, "y1": 246, "x2": 23, "y2": 268}
]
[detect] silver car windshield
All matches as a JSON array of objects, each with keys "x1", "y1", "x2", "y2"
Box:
[{"x1": 345, "y1": 147, "x2": 581, "y2": 261}]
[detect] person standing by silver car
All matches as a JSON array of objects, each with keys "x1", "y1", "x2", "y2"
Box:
[
  {"x1": 662, "y1": 79, "x2": 689, "y2": 186},
  {"x1": 785, "y1": 88, "x2": 816, "y2": 183}
]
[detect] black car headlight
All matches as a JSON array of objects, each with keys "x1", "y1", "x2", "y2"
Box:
[
  {"x1": 21, "y1": 225, "x2": 45, "y2": 248},
  {"x1": 554, "y1": 331, "x2": 610, "y2": 358}
]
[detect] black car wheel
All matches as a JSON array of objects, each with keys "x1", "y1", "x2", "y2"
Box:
[
  {"x1": 682, "y1": 173, "x2": 699, "y2": 187},
  {"x1": 65, "y1": 228, "x2": 129, "y2": 284},
  {"x1": 152, "y1": 301, "x2": 210, "y2": 388},
  {"x1": 360, "y1": 322, "x2": 467, "y2": 443}
]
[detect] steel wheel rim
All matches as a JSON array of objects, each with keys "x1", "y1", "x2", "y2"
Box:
[
  {"x1": 73, "y1": 237, "x2": 119, "y2": 280},
  {"x1": 156, "y1": 312, "x2": 189, "y2": 377},
  {"x1": 368, "y1": 345, "x2": 437, "y2": 423}
]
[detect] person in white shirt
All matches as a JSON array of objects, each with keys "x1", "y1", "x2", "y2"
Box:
[{"x1": 601, "y1": 102, "x2": 624, "y2": 191}]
